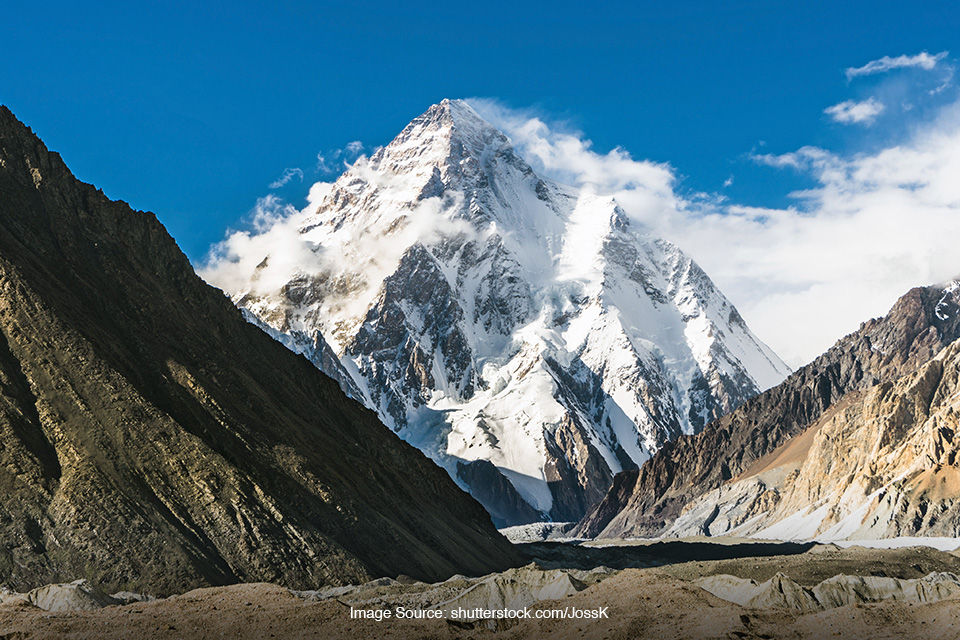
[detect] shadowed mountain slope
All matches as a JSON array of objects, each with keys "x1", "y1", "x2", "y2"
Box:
[{"x1": 0, "y1": 106, "x2": 520, "y2": 595}]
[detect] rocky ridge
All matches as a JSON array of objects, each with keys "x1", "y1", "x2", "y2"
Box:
[
  {"x1": 667, "y1": 334, "x2": 960, "y2": 541},
  {"x1": 696, "y1": 571, "x2": 960, "y2": 611}
]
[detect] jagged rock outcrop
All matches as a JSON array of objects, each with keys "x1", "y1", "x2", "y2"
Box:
[
  {"x1": 576, "y1": 282, "x2": 960, "y2": 538},
  {"x1": 207, "y1": 99, "x2": 790, "y2": 525},
  {"x1": 696, "y1": 571, "x2": 960, "y2": 611},
  {"x1": 0, "y1": 579, "x2": 126, "y2": 612},
  {"x1": 0, "y1": 106, "x2": 521, "y2": 596}
]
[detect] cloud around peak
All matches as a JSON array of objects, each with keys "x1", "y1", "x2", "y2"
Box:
[{"x1": 468, "y1": 98, "x2": 682, "y2": 225}]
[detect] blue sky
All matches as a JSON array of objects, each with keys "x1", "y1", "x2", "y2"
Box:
[
  {"x1": 2, "y1": 0, "x2": 954, "y2": 258},
  {"x1": 5, "y1": 1, "x2": 960, "y2": 363}
]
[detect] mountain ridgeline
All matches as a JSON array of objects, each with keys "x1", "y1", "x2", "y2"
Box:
[
  {"x1": 576, "y1": 282, "x2": 960, "y2": 539},
  {"x1": 212, "y1": 99, "x2": 791, "y2": 526},
  {"x1": 0, "y1": 106, "x2": 520, "y2": 596}
]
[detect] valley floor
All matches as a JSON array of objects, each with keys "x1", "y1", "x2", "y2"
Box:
[{"x1": 5, "y1": 539, "x2": 960, "y2": 639}]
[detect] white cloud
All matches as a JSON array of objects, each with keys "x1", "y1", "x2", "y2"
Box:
[
  {"x1": 315, "y1": 151, "x2": 339, "y2": 174},
  {"x1": 846, "y1": 51, "x2": 948, "y2": 80},
  {"x1": 824, "y1": 98, "x2": 885, "y2": 125},
  {"x1": 930, "y1": 66, "x2": 956, "y2": 95},
  {"x1": 268, "y1": 167, "x2": 303, "y2": 189},
  {"x1": 750, "y1": 146, "x2": 831, "y2": 170},
  {"x1": 200, "y1": 194, "x2": 317, "y2": 296}
]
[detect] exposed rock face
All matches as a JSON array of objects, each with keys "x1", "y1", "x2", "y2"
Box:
[
  {"x1": 456, "y1": 459, "x2": 543, "y2": 526},
  {"x1": 209, "y1": 99, "x2": 790, "y2": 525},
  {"x1": 0, "y1": 106, "x2": 520, "y2": 596},
  {"x1": 576, "y1": 283, "x2": 960, "y2": 538},
  {"x1": 670, "y1": 336, "x2": 960, "y2": 541}
]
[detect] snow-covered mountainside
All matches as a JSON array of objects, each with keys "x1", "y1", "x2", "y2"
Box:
[{"x1": 204, "y1": 99, "x2": 790, "y2": 526}]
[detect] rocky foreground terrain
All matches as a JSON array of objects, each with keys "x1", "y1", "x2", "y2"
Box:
[{"x1": 4, "y1": 540, "x2": 960, "y2": 639}]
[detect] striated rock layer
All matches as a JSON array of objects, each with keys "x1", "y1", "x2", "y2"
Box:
[
  {"x1": 576, "y1": 282, "x2": 960, "y2": 538},
  {"x1": 0, "y1": 106, "x2": 520, "y2": 596},
  {"x1": 668, "y1": 334, "x2": 960, "y2": 541},
  {"x1": 208, "y1": 99, "x2": 790, "y2": 525}
]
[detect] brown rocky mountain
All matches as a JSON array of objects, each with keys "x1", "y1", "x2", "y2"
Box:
[
  {"x1": 576, "y1": 282, "x2": 960, "y2": 538},
  {"x1": 664, "y1": 335, "x2": 960, "y2": 540},
  {"x1": 0, "y1": 106, "x2": 520, "y2": 596}
]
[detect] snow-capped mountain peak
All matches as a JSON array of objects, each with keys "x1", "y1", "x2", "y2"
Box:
[{"x1": 207, "y1": 99, "x2": 791, "y2": 526}]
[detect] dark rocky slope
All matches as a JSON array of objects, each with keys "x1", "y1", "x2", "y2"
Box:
[
  {"x1": 0, "y1": 106, "x2": 520, "y2": 595},
  {"x1": 576, "y1": 282, "x2": 960, "y2": 538}
]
